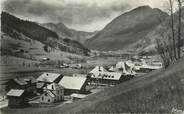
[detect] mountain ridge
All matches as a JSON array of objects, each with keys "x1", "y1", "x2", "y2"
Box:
[
  {"x1": 1, "y1": 11, "x2": 90, "y2": 56},
  {"x1": 85, "y1": 6, "x2": 169, "y2": 51},
  {"x1": 42, "y1": 22, "x2": 98, "y2": 44}
]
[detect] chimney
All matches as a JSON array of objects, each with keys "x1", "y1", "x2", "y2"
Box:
[
  {"x1": 52, "y1": 84, "x2": 54, "y2": 90},
  {"x1": 27, "y1": 79, "x2": 31, "y2": 86},
  {"x1": 99, "y1": 66, "x2": 101, "y2": 72}
]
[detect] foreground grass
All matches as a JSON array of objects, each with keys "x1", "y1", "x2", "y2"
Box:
[
  {"x1": 52, "y1": 57, "x2": 184, "y2": 113},
  {"x1": 84, "y1": 71, "x2": 184, "y2": 113}
]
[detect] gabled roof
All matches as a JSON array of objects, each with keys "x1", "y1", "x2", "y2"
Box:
[
  {"x1": 108, "y1": 66, "x2": 116, "y2": 72},
  {"x1": 13, "y1": 78, "x2": 27, "y2": 85},
  {"x1": 47, "y1": 90, "x2": 56, "y2": 97},
  {"x1": 42, "y1": 90, "x2": 56, "y2": 98},
  {"x1": 59, "y1": 76, "x2": 87, "y2": 90},
  {"x1": 91, "y1": 72, "x2": 122, "y2": 80},
  {"x1": 37, "y1": 72, "x2": 62, "y2": 83},
  {"x1": 90, "y1": 66, "x2": 107, "y2": 74},
  {"x1": 47, "y1": 83, "x2": 64, "y2": 90},
  {"x1": 7, "y1": 89, "x2": 25, "y2": 97}
]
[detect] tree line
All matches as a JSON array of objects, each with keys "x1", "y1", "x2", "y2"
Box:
[{"x1": 156, "y1": 0, "x2": 184, "y2": 68}]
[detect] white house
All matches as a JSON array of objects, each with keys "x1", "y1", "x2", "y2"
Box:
[{"x1": 40, "y1": 83, "x2": 64, "y2": 103}]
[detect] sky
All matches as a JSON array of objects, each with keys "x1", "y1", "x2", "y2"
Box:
[{"x1": 1, "y1": 0, "x2": 169, "y2": 32}]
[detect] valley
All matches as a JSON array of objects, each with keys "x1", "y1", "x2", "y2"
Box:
[{"x1": 0, "y1": 2, "x2": 184, "y2": 114}]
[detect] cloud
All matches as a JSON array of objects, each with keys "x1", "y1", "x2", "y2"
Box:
[{"x1": 1, "y1": 0, "x2": 166, "y2": 32}]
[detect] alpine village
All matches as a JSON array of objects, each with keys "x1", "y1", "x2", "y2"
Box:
[{"x1": 0, "y1": 0, "x2": 184, "y2": 113}]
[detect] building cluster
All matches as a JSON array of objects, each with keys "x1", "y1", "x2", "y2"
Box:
[
  {"x1": 5, "y1": 73, "x2": 88, "y2": 108},
  {"x1": 5, "y1": 58, "x2": 162, "y2": 108},
  {"x1": 89, "y1": 58, "x2": 163, "y2": 85}
]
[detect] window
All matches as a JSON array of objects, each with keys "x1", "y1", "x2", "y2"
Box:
[
  {"x1": 58, "y1": 90, "x2": 59, "y2": 94},
  {"x1": 48, "y1": 99, "x2": 50, "y2": 102},
  {"x1": 112, "y1": 76, "x2": 114, "y2": 78},
  {"x1": 42, "y1": 96, "x2": 44, "y2": 101},
  {"x1": 45, "y1": 93, "x2": 47, "y2": 96}
]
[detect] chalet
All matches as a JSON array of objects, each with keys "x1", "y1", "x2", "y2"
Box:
[
  {"x1": 36, "y1": 72, "x2": 63, "y2": 84},
  {"x1": 59, "y1": 76, "x2": 87, "y2": 95},
  {"x1": 6, "y1": 76, "x2": 37, "y2": 96},
  {"x1": 7, "y1": 89, "x2": 28, "y2": 108},
  {"x1": 40, "y1": 83, "x2": 64, "y2": 103}
]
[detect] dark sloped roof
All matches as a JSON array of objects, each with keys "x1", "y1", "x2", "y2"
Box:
[
  {"x1": 13, "y1": 78, "x2": 27, "y2": 85},
  {"x1": 13, "y1": 76, "x2": 37, "y2": 85}
]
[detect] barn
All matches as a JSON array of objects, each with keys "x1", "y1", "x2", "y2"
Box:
[{"x1": 59, "y1": 76, "x2": 87, "y2": 95}]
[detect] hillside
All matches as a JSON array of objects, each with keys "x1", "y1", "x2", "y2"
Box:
[
  {"x1": 2, "y1": 56, "x2": 183, "y2": 114},
  {"x1": 1, "y1": 31, "x2": 85, "y2": 64},
  {"x1": 85, "y1": 6, "x2": 168, "y2": 51},
  {"x1": 42, "y1": 23, "x2": 97, "y2": 44},
  {"x1": 1, "y1": 12, "x2": 90, "y2": 56},
  {"x1": 140, "y1": 7, "x2": 184, "y2": 55},
  {"x1": 50, "y1": 57, "x2": 184, "y2": 113}
]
